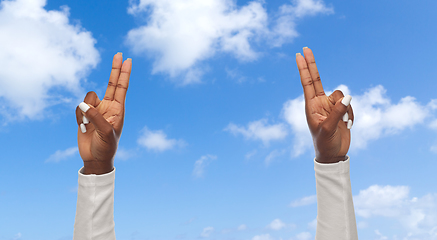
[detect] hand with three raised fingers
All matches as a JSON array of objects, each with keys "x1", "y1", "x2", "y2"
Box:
[
  {"x1": 296, "y1": 47, "x2": 354, "y2": 164},
  {"x1": 75, "y1": 53, "x2": 132, "y2": 174}
]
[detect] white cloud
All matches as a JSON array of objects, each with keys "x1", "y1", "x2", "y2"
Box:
[
  {"x1": 192, "y1": 154, "x2": 217, "y2": 178},
  {"x1": 281, "y1": 85, "x2": 432, "y2": 157},
  {"x1": 281, "y1": 95, "x2": 312, "y2": 157},
  {"x1": 350, "y1": 85, "x2": 429, "y2": 149},
  {"x1": 289, "y1": 0, "x2": 333, "y2": 18},
  {"x1": 0, "y1": 0, "x2": 99, "y2": 119},
  {"x1": 126, "y1": 0, "x2": 332, "y2": 84},
  {"x1": 200, "y1": 226, "x2": 214, "y2": 238},
  {"x1": 252, "y1": 234, "x2": 274, "y2": 240},
  {"x1": 137, "y1": 127, "x2": 185, "y2": 152},
  {"x1": 271, "y1": 0, "x2": 333, "y2": 47},
  {"x1": 266, "y1": 218, "x2": 287, "y2": 230},
  {"x1": 354, "y1": 185, "x2": 410, "y2": 218},
  {"x1": 45, "y1": 147, "x2": 78, "y2": 163},
  {"x1": 237, "y1": 224, "x2": 247, "y2": 231},
  {"x1": 289, "y1": 195, "x2": 317, "y2": 207},
  {"x1": 265, "y1": 149, "x2": 286, "y2": 166},
  {"x1": 225, "y1": 119, "x2": 288, "y2": 146},
  {"x1": 354, "y1": 185, "x2": 437, "y2": 238}
]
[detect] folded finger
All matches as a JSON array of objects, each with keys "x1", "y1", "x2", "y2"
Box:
[
  {"x1": 82, "y1": 91, "x2": 101, "y2": 125},
  {"x1": 328, "y1": 90, "x2": 345, "y2": 105},
  {"x1": 75, "y1": 106, "x2": 83, "y2": 126},
  {"x1": 83, "y1": 91, "x2": 101, "y2": 107},
  {"x1": 320, "y1": 98, "x2": 348, "y2": 137},
  {"x1": 80, "y1": 104, "x2": 113, "y2": 136},
  {"x1": 328, "y1": 90, "x2": 349, "y2": 122},
  {"x1": 347, "y1": 105, "x2": 354, "y2": 129}
]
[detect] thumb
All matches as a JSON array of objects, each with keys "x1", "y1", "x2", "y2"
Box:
[
  {"x1": 78, "y1": 102, "x2": 113, "y2": 135},
  {"x1": 322, "y1": 95, "x2": 352, "y2": 132}
]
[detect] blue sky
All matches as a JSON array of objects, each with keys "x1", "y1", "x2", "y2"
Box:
[{"x1": 0, "y1": 0, "x2": 436, "y2": 239}]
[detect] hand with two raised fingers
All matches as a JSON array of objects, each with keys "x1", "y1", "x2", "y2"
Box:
[
  {"x1": 75, "y1": 53, "x2": 132, "y2": 175},
  {"x1": 296, "y1": 47, "x2": 354, "y2": 164}
]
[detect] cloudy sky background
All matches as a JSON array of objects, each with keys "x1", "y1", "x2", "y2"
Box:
[{"x1": 0, "y1": 0, "x2": 436, "y2": 239}]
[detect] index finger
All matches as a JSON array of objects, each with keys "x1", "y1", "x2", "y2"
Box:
[
  {"x1": 296, "y1": 53, "x2": 316, "y2": 101},
  {"x1": 104, "y1": 52, "x2": 123, "y2": 101},
  {"x1": 113, "y1": 58, "x2": 132, "y2": 104},
  {"x1": 303, "y1": 47, "x2": 325, "y2": 97}
]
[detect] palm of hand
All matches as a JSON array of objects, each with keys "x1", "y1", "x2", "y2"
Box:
[
  {"x1": 306, "y1": 94, "x2": 350, "y2": 160},
  {"x1": 78, "y1": 100, "x2": 123, "y2": 164}
]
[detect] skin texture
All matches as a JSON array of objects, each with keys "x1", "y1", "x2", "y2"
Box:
[
  {"x1": 75, "y1": 53, "x2": 132, "y2": 175},
  {"x1": 296, "y1": 47, "x2": 354, "y2": 164}
]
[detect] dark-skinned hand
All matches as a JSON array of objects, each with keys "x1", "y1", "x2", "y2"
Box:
[
  {"x1": 75, "y1": 53, "x2": 132, "y2": 174},
  {"x1": 296, "y1": 47, "x2": 354, "y2": 164}
]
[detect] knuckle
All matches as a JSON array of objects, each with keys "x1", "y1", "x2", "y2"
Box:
[
  {"x1": 88, "y1": 109, "x2": 99, "y2": 119},
  {"x1": 332, "y1": 106, "x2": 344, "y2": 116},
  {"x1": 116, "y1": 83, "x2": 128, "y2": 90},
  {"x1": 333, "y1": 90, "x2": 344, "y2": 97},
  {"x1": 302, "y1": 77, "x2": 313, "y2": 87},
  {"x1": 299, "y1": 66, "x2": 309, "y2": 71},
  {"x1": 319, "y1": 124, "x2": 331, "y2": 135},
  {"x1": 85, "y1": 91, "x2": 96, "y2": 99},
  {"x1": 102, "y1": 127, "x2": 115, "y2": 138}
]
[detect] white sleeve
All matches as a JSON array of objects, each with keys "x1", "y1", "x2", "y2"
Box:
[
  {"x1": 73, "y1": 167, "x2": 116, "y2": 240},
  {"x1": 314, "y1": 157, "x2": 358, "y2": 240}
]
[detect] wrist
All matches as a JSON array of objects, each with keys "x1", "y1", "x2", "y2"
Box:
[
  {"x1": 82, "y1": 161, "x2": 114, "y2": 175},
  {"x1": 315, "y1": 155, "x2": 347, "y2": 164}
]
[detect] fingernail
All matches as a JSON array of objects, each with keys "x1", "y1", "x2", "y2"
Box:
[
  {"x1": 83, "y1": 116, "x2": 89, "y2": 124},
  {"x1": 347, "y1": 119, "x2": 353, "y2": 129},
  {"x1": 80, "y1": 123, "x2": 87, "y2": 133},
  {"x1": 343, "y1": 112, "x2": 349, "y2": 122},
  {"x1": 79, "y1": 102, "x2": 90, "y2": 113},
  {"x1": 341, "y1": 95, "x2": 352, "y2": 107},
  {"x1": 296, "y1": 53, "x2": 301, "y2": 57},
  {"x1": 117, "y1": 52, "x2": 122, "y2": 55},
  {"x1": 127, "y1": 58, "x2": 132, "y2": 61},
  {"x1": 303, "y1": 46, "x2": 308, "y2": 50}
]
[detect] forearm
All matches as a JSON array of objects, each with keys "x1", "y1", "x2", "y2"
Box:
[
  {"x1": 314, "y1": 157, "x2": 358, "y2": 240},
  {"x1": 73, "y1": 167, "x2": 116, "y2": 240}
]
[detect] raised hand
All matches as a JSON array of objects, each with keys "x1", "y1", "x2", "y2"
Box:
[
  {"x1": 296, "y1": 47, "x2": 353, "y2": 163},
  {"x1": 75, "y1": 53, "x2": 132, "y2": 174}
]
